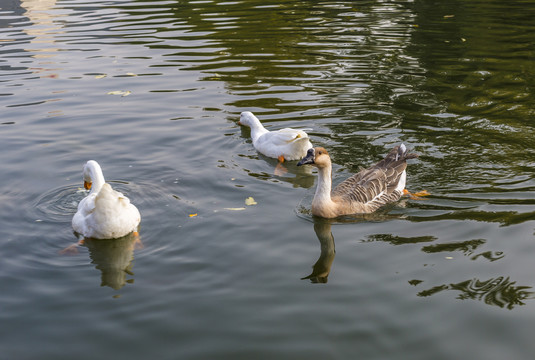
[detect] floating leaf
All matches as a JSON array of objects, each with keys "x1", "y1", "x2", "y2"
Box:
[
  {"x1": 107, "y1": 90, "x2": 131, "y2": 97},
  {"x1": 95, "y1": 74, "x2": 106, "y2": 79},
  {"x1": 224, "y1": 207, "x2": 246, "y2": 211},
  {"x1": 445, "y1": 256, "x2": 453, "y2": 260},
  {"x1": 245, "y1": 196, "x2": 257, "y2": 206},
  {"x1": 189, "y1": 213, "x2": 197, "y2": 217}
]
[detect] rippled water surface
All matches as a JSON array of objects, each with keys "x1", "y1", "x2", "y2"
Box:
[{"x1": 2, "y1": 0, "x2": 535, "y2": 359}]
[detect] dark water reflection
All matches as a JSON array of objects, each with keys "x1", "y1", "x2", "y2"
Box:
[
  {"x1": 418, "y1": 276, "x2": 535, "y2": 310},
  {"x1": 305, "y1": 218, "x2": 530, "y2": 310},
  {"x1": 3, "y1": 0, "x2": 535, "y2": 359}
]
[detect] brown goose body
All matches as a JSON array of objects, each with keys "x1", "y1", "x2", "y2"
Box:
[{"x1": 297, "y1": 145, "x2": 418, "y2": 218}]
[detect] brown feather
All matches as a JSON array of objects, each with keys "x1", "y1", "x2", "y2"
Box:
[{"x1": 332, "y1": 145, "x2": 418, "y2": 211}]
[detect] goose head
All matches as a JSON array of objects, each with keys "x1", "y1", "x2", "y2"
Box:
[
  {"x1": 238, "y1": 111, "x2": 260, "y2": 127},
  {"x1": 82, "y1": 160, "x2": 105, "y2": 192},
  {"x1": 297, "y1": 147, "x2": 331, "y2": 168}
]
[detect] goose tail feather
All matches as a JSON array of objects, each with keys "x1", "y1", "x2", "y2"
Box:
[{"x1": 384, "y1": 143, "x2": 418, "y2": 165}]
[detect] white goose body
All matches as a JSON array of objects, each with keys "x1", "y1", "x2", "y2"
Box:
[
  {"x1": 72, "y1": 160, "x2": 141, "y2": 239},
  {"x1": 238, "y1": 111, "x2": 312, "y2": 161},
  {"x1": 297, "y1": 145, "x2": 417, "y2": 218}
]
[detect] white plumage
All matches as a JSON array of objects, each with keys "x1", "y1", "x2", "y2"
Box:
[
  {"x1": 72, "y1": 160, "x2": 140, "y2": 239},
  {"x1": 238, "y1": 111, "x2": 312, "y2": 161}
]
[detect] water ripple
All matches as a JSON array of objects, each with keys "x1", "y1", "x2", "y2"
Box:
[{"x1": 34, "y1": 184, "x2": 83, "y2": 223}]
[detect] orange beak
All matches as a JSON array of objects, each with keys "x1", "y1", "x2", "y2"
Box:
[{"x1": 84, "y1": 181, "x2": 92, "y2": 190}]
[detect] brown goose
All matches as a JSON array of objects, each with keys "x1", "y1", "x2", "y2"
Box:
[{"x1": 297, "y1": 144, "x2": 418, "y2": 218}]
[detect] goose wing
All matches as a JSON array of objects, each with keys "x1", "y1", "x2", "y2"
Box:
[
  {"x1": 267, "y1": 128, "x2": 309, "y2": 146},
  {"x1": 77, "y1": 193, "x2": 96, "y2": 215},
  {"x1": 332, "y1": 145, "x2": 417, "y2": 209}
]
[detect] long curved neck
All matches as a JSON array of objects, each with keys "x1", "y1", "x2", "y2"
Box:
[
  {"x1": 86, "y1": 162, "x2": 105, "y2": 195},
  {"x1": 248, "y1": 118, "x2": 269, "y2": 143},
  {"x1": 313, "y1": 164, "x2": 333, "y2": 207}
]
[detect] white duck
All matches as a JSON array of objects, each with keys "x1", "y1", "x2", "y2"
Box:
[
  {"x1": 72, "y1": 160, "x2": 141, "y2": 239},
  {"x1": 238, "y1": 111, "x2": 312, "y2": 162},
  {"x1": 297, "y1": 144, "x2": 418, "y2": 218}
]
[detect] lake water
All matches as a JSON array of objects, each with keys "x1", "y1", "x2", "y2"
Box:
[{"x1": 2, "y1": 0, "x2": 535, "y2": 359}]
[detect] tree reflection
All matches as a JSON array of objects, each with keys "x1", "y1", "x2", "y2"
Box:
[
  {"x1": 417, "y1": 276, "x2": 534, "y2": 310},
  {"x1": 127, "y1": 0, "x2": 425, "y2": 160},
  {"x1": 420, "y1": 239, "x2": 486, "y2": 257},
  {"x1": 367, "y1": 232, "x2": 527, "y2": 308},
  {"x1": 407, "y1": 209, "x2": 535, "y2": 227},
  {"x1": 364, "y1": 233, "x2": 436, "y2": 246},
  {"x1": 365, "y1": 233, "x2": 506, "y2": 262},
  {"x1": 302, "y1": 218, "x2": 532, "y2": 309}
]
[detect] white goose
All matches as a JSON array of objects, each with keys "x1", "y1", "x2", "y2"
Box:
[
  {"x1": 238, "y1": 111, "x2": 312, "y2": 162},
  {"x1": 297, "y1": 144, "x2": 418, "y2": 218},
  {"x1": 72, "y1": 160, "x2": 140, "y2": 239}
]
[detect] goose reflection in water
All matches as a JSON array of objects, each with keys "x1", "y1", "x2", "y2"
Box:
[
  {"x1": 83, "y1": 233, "x2": 142, "y2": 290},
  {"x1": 61, "y1": 232, "x2": 142, "y2": 290},
  {"x1": 302, "y1": 220, "x2": 336, "y2": 284},
  {"x1": 245, "y1": 153, "x2": 315, "y2": 189},
  {"x1": 300, "y1": 210, "x2": 408, "y2": 283}
]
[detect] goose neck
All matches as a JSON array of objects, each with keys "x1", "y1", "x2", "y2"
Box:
[
  {"x1": 313, "y1": 165, "x2": 333, "y2": 205},
  {"x1": 248, "y1": 120, "x2": 269, "y2": 143},
  {"x1": 85, "y1": 161, "x2": 106, "y2": 194}
]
